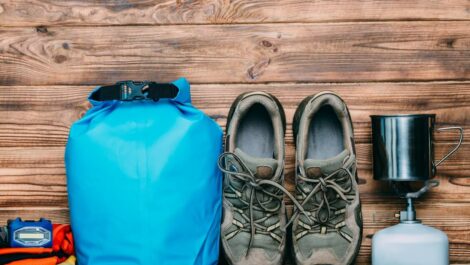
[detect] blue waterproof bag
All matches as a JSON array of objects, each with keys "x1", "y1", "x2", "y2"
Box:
[{"x1": 65, "y1": 78, "x2": 222, "y2": 265}]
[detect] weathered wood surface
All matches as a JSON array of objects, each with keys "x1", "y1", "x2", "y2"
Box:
[
  {"x1": 2, "y1": 82, "x2": 470, "y2": 146},
  {"x1": 0, "y1": 0, "x2": 469, "y2": 264},
  {"x1": 0, "y1": 204, "x2": 469, "y2": 264},
  {"x1": 0, "y1": 0, "x2": 469, "y2": 26},
  {"x1": 0, "y1": 22, "x2": 469, "y2": 85},
  {"x1": 1, "y1": 82, "x2": 469, "y2": 264},
  {"x1": 1, "y1": 82, "x2": 469, "y2": 195}
]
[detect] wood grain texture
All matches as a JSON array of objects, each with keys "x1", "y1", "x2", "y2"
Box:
[
  {"x1": 1, "y1": 203, "x2": 469, "y2": 264},
  {"x1": 0, "y1": 22, "x2": 469, "y2": 85},
  {"x1": 1, "y1": 83, "x2": 469, "y2": 264},
  {"x1": 2, "y1": 82, "x2": 470, "y2": 146},
  {"x1": 0, "y1": 0, "x2": 469, "y2": 26},
  {"x1": 1, "y1": 82, "x2": 469, "y2": 207},
  {"x1": 0, "y1": 208, "x2": 69, "y2": 223},
  {"x1": 1, "y1": 1, "x2": 469, "y2": 263}
]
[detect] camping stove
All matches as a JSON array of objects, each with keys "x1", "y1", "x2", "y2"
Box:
[{"x1": 369, "y1": 114, "x2": 463, "y2": 265}]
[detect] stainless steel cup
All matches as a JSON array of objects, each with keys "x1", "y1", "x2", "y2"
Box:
[{"x1": 371, "y1": 114, "x2": 463, "y2": 181}]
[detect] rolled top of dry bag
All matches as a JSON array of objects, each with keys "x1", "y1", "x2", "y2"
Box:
[{"x1": 65, "y1": 78, "x2": 222, "y2": 265}]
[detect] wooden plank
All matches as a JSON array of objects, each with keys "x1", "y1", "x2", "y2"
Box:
[
  {"x1": 0, "y1": 22, "x2": 469, "y2": 85},
  {"x1": 0, "y1": 82, "x2": 469, "y2": 206},
  {"x1": 1, "y1": 83, "x2": 469, "y2": 264},
  {"x1": 0, "y1": 208, "x2": 69, "y2": 223},
  {"x1": 1, "y1": 203, "x2": 468, "y2": 264},
  {"x1": 2, "y1": 82, "x2": 469, "y2": 146},
  {"x1": 346, "y1": 202, "x2": 470, "y2": 264},
  {"x1": 0, "y1": 0, "x2": 469, "y2": 26},
  {"x1": 331, "y1": 203, "x2": 470, "y2": 264},
  {"x1": 1, "y1": 145, "x2": 468, "y2": 208},
  {"x1": 0, "y1": 147, "x2": 66, "y2": 207}
]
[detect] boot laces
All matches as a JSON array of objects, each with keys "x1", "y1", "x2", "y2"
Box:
[
  {"x1": 218, "y1": 152, "x2": 311, "y2": 256},
  {"x1": 293, "y1": 164, "x2": 356, "y2": 242}
]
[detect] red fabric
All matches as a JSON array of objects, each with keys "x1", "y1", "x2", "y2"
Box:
[
  {"x1": 52, "y1": 224, "x2": 74, "y2": 256},
  {"x1": 52, "y1": 224, "x2": 74, "y2": 263}
]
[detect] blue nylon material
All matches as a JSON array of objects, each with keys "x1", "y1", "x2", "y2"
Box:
[{"x1": 65, "y1": 78, "x2": 222, "y2": 265}]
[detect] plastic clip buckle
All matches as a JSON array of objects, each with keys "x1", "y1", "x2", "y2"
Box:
[{"x1": 119, "y1": 81, "x2": 150, "y2": 101}]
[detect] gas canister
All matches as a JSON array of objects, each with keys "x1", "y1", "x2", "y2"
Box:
[{"x1": 372, "y1": 221, "x2": 448, "y2": 265}]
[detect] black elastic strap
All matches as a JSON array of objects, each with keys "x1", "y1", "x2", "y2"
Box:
[
  {"x1": 0, "y1": 252, "x2": 56, "y2": 264},
  {"x1": 90, "y1": 81, "x2": 179, "y2": 102},
  {"x1": 147, "y1": 83, "x2": 179, "y2": 99}
]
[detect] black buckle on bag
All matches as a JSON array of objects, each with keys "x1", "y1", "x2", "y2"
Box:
[
  {"x1": 90, "y1": 80, "x2": 178, "y2": 102},
  {"x1": 119, "y1": 80, "x2": 151, "y2": 101}
]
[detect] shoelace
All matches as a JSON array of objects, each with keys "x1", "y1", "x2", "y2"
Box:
[
  {"x1": 293, "y1": 165, "x2": 355, "y2": 242},
  {"x1": 218, "y1": 152, "x2": 312, "y2": 255}
]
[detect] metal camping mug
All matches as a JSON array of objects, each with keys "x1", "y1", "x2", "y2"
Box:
[{"x1": 371, "y1": 114, "x2": 463, "y2": 181}]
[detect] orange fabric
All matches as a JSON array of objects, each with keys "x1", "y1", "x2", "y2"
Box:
[
  {"x1": 0, "y1": 248, "x2": 53, "y2": 255},
  {"x1": 6, "y1": 257, "x2": 57, "y2": 265}
]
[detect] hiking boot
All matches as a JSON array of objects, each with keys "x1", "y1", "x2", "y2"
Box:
[
  {"x1": 219, "y1": 92, "x2": 295, "y2": 265},
  {"x1": 291, "y1": 92, "x2": 363, "y2": 265}
]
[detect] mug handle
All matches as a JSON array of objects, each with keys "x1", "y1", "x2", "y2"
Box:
[{"x1": 434, "y1": 126, "x2": 464, "y2": 167}]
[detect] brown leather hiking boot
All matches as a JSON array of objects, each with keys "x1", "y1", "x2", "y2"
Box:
[
  {"x1": 219, "y1": 92, "x2": 297, "y2": 265},
  {"x1": 291, "y1": 92, "x2": 363, "y2": 265}
]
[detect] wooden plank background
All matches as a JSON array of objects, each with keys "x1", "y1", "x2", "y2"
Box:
[{"x1": 0, "y1": 1, "x2": 469, "y2": 264}]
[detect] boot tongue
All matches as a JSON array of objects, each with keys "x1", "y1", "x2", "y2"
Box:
[
  {"x1": 234, "y1": 148, "x2": 278, "y2": 179},
  {"x1": 304, "y1": 149, "x2": 350, "y2": 178},
  {"x1": 232, "y1": 148, "x2": 280, "y2": 221}
]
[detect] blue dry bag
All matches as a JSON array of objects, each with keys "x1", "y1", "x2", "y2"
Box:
[{"x1": 65, "y1": 78, "x2": 222, "y2": 265}]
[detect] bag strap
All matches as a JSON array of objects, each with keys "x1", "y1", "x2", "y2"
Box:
[{"x1": 90, "y1": 81, "x2": 179, "y2": 102}]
